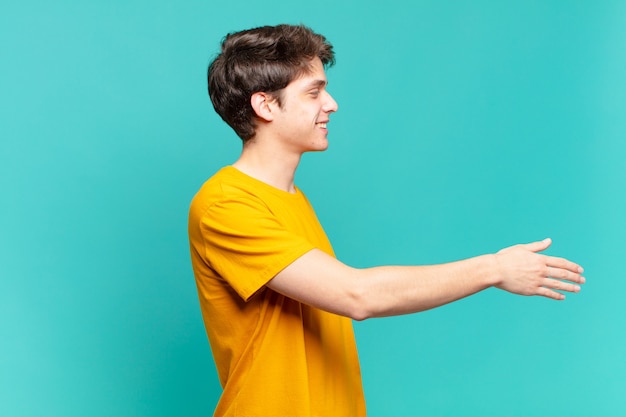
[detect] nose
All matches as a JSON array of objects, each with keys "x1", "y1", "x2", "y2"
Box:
[{"x1": 322, "y1": 90, "x2": 338, "y2": 113}]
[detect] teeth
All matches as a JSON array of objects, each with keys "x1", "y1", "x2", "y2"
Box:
[{"x1": 317, "y1": 123, "x2": 327, "y2": 128}]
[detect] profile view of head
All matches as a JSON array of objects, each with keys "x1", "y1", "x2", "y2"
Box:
[{"x1": 207, "y1": 24, "x2": 335, "y2": 141}]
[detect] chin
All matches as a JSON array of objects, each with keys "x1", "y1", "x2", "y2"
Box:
[
  {"x1": 311, "y1": 137, "x2": 330, "y2": 152},
  {"x1": 309, "y1": 143, "x2": 329, "y2": 153}
]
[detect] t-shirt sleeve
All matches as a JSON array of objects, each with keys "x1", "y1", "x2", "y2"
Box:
[{"x1": 198, "y1": 196, "x2": 315, "y2": 301}]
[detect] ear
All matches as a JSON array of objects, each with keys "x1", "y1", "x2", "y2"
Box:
[{"x1": 250, "y1": 92, "x2": 276, "y2": 122}]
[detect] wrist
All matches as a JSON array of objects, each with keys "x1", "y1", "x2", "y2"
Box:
[{"x1": 484, "y1": 253, "x2": 503, "y2": 288}]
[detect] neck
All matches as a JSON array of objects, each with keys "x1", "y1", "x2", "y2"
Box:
[{"x1": 232, "y1": 136, "x2": 302, "y2": 193}]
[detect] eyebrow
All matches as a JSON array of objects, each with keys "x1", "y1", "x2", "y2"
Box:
[{"x1": 304, "y1": 79, "x2": 327, "y2": 89}]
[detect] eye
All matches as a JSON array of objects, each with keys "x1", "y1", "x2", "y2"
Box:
[{"x1": 309, "y1": 90, "x2": 320, "y2": 98}]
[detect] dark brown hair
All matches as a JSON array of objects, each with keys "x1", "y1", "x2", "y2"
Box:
[{"x1": 207, "y1": 24, "x2": 335, "y2": 141}]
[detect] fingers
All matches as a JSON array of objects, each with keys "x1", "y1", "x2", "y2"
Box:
[
  {"x1": 531, "y1": 265, "x2": 585, "y2": 300},
  {"x1": 536, "y1": 276, "x2": 583, "y2": 301}
]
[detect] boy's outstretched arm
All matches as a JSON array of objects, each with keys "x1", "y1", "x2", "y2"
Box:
[{"x1": 267, "y1": 238, "x2": 584, "y2": 321}]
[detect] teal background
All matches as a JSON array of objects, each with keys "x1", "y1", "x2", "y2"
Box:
[{"x1": 1, "y1": 1, "x2": 624, "y2": 416}]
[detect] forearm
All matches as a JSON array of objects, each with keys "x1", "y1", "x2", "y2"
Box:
[{"x1": 352, "y1": 254, "x2": 499, "y2": 320}]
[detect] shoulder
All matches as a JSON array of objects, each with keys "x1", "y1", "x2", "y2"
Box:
[
  {"x1": 191, "y1": 166, "x2": 261, "y2": 209},
  {"x1": 189, "y1": 166, "x2": 279, "y2": 230}
]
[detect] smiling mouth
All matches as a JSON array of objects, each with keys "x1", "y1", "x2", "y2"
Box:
[{"x1": 316, "y1": 122, "x2": 328, "y2": 128}]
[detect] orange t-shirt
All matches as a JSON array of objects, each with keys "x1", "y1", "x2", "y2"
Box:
[{"x1": 188, "y1": 166, "x2": 366, "y2": 417}]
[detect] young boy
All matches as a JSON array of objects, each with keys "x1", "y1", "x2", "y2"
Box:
[{"x1": 188, "y1": 24, "x2": 584, "y2": 416}]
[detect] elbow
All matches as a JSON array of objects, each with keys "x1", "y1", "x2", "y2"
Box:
[
  {"x1": 344, "y1": 284, "x2": 375, "y2": 321},
  {"x1": 349, "y1": 310, "x2": 370, "y2": 322}
]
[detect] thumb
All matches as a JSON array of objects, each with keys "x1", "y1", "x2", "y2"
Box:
[{"x1": 520, "y1": 237, "x2": 552, "y2": 253}]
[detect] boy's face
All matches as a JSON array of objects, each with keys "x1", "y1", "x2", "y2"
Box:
[{"x1": 269, "y1": 57, "x2": 338, "y2": 153}]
